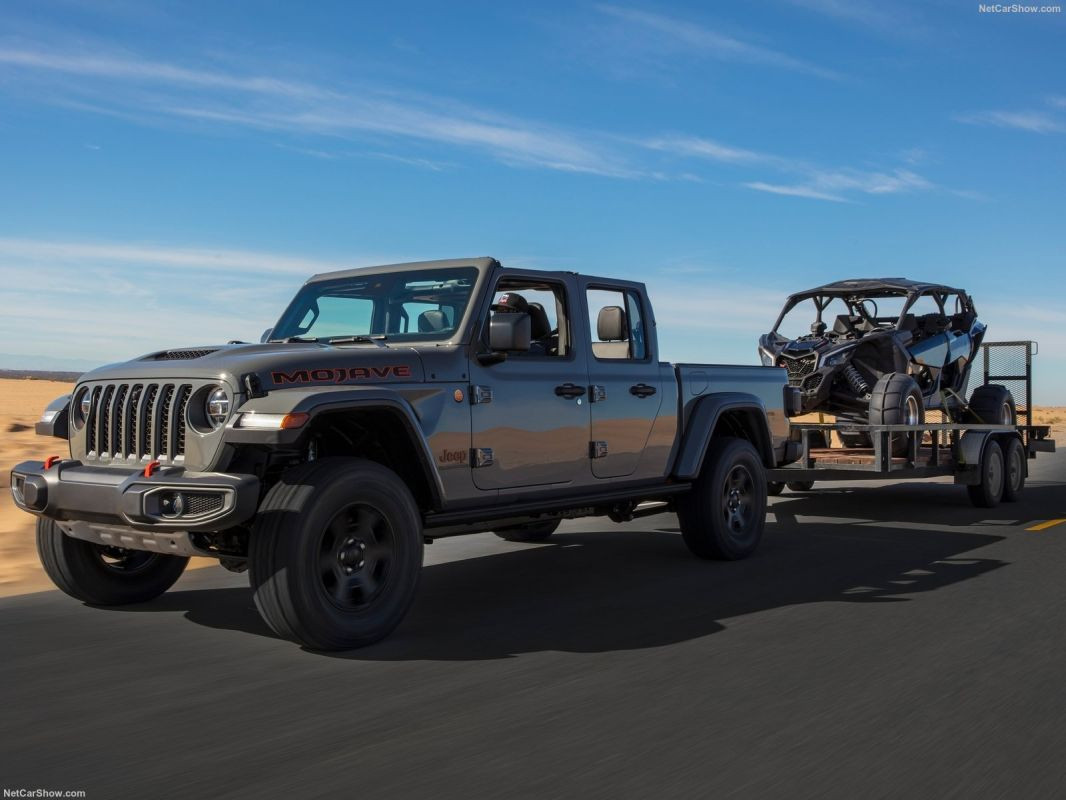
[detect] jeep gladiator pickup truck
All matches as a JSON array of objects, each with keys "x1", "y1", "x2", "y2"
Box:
[{"x1": 11, "y1": 258, "x2": 800, "y2": 650}]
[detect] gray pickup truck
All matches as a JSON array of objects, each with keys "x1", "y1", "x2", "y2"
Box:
[{"x1": 12, "y1": 258, "x2": 800, "y2": 650}]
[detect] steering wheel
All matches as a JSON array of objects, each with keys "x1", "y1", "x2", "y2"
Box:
[{"x1": 858, "y1": 298, "x2": 878, "y2": 320}]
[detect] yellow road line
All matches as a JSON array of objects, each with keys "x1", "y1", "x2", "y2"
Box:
[{"x1": 1026, "y1": 518, "x2": 1066, "y2": 532}]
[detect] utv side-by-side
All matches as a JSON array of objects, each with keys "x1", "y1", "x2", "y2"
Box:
[{"x1": 758, "y1": 278, "x2": 1010, "y2": 452}]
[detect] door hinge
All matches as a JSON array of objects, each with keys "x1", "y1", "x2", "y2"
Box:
[
  {"x1": 589, "y1": 385, "x2": 607, "y2": 403},
  {"x1": 589, "y1": 441, "x2": 609, "y2": 459},
  {"x1": 470, "y1": 385, "x2": 493, "y2": 404},
  {"x1": 470, "y1": 448, "x2": 494, "y2": 468}
]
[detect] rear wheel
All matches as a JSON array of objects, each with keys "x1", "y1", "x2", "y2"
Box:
[
  {"x1": 494, "y1": 519, "x2": 561, "y2": 542},
  {"x1": 678, "y1": 437, "x2": 767, "y2": 560},
  {"x1": 1002, "y1": 436, "x2": 1026, "y2": 503},
  {"x1": 869, "y1": 373, "x2": 924, "y2": 457},
  {"x1": 36, "y1": 518, "x2": 189, "y2": 605},
  {"x1": 967, "y1": 439, "x2": 1005, "y2": 508},
  {"x1": 967, "y1": 384, "x2": 1016, "y2": 426},
  {"x1": 249, "y1": 458, "x2": 423, "y2": 651}
]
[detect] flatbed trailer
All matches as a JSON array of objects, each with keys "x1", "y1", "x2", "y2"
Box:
[{"x1": 766, "y1": 341, "x2": 1057, "y2": 508}]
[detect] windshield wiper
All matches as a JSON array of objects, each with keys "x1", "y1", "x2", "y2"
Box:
[
  {"x1": 268, "y1": 336, "x2": 319, "y2": 343},
  {"x1": 326, "y1": 335, "x2": 388, "y2": 345}
]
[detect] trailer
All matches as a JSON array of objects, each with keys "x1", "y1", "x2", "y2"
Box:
[{"x1": 766, "y1": 341, "x2": 1056, "y2": 508}]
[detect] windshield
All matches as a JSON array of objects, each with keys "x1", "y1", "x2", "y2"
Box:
[
  {"x1": 271, "y1": 267, "x2": 479, "y2": 342},
  {"x1": 774, "y1": 292, "x2": 910, "y2": 337}
]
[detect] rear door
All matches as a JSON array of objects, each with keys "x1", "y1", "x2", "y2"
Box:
[
  {"x1": 582, "y1": 282, "x2": 663, "y2": 479},
  {"x1": 468, "y1": 272, "x2": 592, "y2": 491}
]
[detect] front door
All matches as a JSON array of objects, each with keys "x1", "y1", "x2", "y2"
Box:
[{"x1": 469, "y1": 275, "x2": 591, "y2": 491}]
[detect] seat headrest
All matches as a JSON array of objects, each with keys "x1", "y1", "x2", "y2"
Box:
[
  {"x1": 597, "y1": 306, "x2": 627, "y2": 341},
  {"x1": 417, "y1": 310, "x2": 448, "y2": 332},
  {"x1": 527, "y1": 302, "x2": 551, "y2": 340}
]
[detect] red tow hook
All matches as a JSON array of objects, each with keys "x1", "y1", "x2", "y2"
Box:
[
  {"x1": 43, "y1": 456, "x2": 61, "y2": 470},
  {"x1": 143, "y1": 460, "x2": 161, "y2": 478}
]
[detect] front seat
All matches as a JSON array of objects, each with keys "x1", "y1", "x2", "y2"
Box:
[{"x1": 417, "y1": 310, "x2": 448, "y2": 332}]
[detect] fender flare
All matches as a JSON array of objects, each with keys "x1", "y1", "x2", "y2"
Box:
[
  {"x1": 226, "y1": 388, "x2": 445, "y2": 509},
  {"x1": 673, "y1": 392, "x2": 775, "y2": 480}
]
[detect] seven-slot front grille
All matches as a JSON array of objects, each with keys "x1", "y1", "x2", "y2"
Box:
[
  {"x1": 778, "y1": 353, "x2": 818, "y2": 386},
  {"x1": 85, "y1": 382, "x2": 194, "y2": 462}
]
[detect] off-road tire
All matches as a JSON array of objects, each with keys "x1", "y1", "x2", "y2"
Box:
[
  {"x1": 1002, "y1": 436, "x2": 1026, "y2": 503},
  {"x1": 249, "y1": 458, "x2": 423, "y2": 651},
  {"x1": 967, "y1": 439, "x2": 1005, "y2": 508},
  {"x1": 36, "y1": 518, "x2": 189, "y2": 605},
  {"x1": 966, "y1": 385, "x2": 1016, "y2": 426},
  {"x1": 494, "y1": 519, "x2": 561, "y2": 542},
  {"x1": 677, "y1": 437, "x2": 767, "y2": 560},
  {"x1": 869, "y1": 372, "x2": 924, "y2": 457}
]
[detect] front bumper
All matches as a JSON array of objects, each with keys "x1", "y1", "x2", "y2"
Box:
[{"x1": 9, "y1": 460, "x2": 259, "y2": 533}]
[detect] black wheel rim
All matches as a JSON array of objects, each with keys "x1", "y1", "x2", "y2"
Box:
[
  {"x1": 94, "y1": 545, "x2": 158, "y2": 574},
  {"x1": 318, "y1": 503, "x2": 394, "y2": 611},
  {"x1": 721, "y1": 465, "x2": 755, "y2": 535},
  {"x1": 1008, "y1": 446, "x2": 1023, "y2": 489}
]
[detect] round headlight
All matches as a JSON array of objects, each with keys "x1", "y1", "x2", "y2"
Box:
[
  {"x1": 206, "y1": 388, "x2": 230, "y2": 428},
  {"x1": 71, "y1": 388, "x2": 91, "y2": 430}
]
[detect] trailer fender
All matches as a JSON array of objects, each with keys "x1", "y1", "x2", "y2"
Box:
[{"x1": 674, "y1": 393, "x2": 775, "y2": 479}]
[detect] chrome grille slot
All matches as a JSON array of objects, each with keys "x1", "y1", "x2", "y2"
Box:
[{"x1": 81, "y1": 381, "x2": 196, "y2": 463}]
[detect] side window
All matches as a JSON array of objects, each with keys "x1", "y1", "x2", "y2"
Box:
[
  {"x1": 489, "y1": 280, "x2": 569, "y2": 357},
  {"x1": 586, "y1": 288, "x2": 646, "y2": 360}
]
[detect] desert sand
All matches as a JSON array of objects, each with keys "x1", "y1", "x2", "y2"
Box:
[{"x1": 0, "y1": 378, "x2": 1063, "y2": 597}]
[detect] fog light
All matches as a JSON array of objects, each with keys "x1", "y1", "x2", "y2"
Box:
[{"x1": 159, "y1": 491, "x2": 185, "y2": 519}]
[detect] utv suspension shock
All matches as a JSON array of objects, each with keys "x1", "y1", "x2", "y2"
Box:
[{"x1": 843, "y1": 364, "x2": 870, "y2": 397}]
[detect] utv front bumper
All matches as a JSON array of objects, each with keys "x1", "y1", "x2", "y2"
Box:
[{"x1": 9, "y1": 460, "x2": 259, "y2": 533}]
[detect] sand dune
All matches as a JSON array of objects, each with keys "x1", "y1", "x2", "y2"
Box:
[{"x1": 0, "y1": 378, "x2": 1062, "y2": 597}]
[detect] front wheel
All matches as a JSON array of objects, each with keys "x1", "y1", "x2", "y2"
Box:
[
  {"x1": 678, "y1": 437, "x2": 767, "y2": 560},
  {"x1": 36, "y1": 518, "x2": 189, "y2": 605},
  {"x1": 249, "y1": 458, "x2": 424, "y2": 651}
]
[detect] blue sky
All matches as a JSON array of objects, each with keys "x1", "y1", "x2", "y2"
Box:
[{"x1": 0, "y1": 1, "x2": 1063, "y2": 401}]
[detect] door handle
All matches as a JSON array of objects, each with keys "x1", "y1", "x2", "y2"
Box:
[
  {"x1": 555, "y1": 383, "x2": 587, "y2": 399},
  {"x1": 630, "y1": 383, "x2": 657, "y2": 398}
]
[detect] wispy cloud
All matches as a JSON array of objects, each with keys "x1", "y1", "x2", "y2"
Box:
[
  {"x1": 956, "y1": 109, "x2": 1066, "y2": 134},
  {"x1": 744, "y1": 181, "x2": 848, "y2": 202},
  {"x1": 642, "y1": 135, "x2": 769, "y2": 165},
  {"x1": 595, "y1": 4, "x2": 840, "y2": 80},
  {"x1": 0, "y1": 44, "x2": 639, "y2": 178},
  {"x1": 779, "y1": 0, "x2": 926, "y2": 38}
]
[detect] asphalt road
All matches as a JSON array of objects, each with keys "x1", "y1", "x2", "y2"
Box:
[{"x1": 3, "y1": 448, "x2": 1065, "y2": 799}]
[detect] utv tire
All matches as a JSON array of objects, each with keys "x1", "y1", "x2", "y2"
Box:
[
  {"x1": 36, "y1": 518, "x2": 189, "y2": 605},
  {"x1": 678, "y1": 437, "x2": 767, "y2": 560},
  {"x1": 1002, "y1": 436, "x2": 1026, "y2": 503},
  {"x1": 838, "y1": 430, "x2": 872, "y2": 448},
  {"x1": 494, "y1": 519, "x2": 561, "y2": 542},
  {"x1": 967, "y1": 439, "x2": 1005, "y2": 508},
  {"x1": 249, "y1": 458, "x2": 423, "y2": 651},
  {"x1": 966, "y1": 384, "x2": 1016, "y2": 426},
  {"x1": 869, "y1": 373, "x2": 924, "y2": 457}
]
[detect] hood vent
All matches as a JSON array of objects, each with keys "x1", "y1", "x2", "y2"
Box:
[{"x1": 148, "y1": 349, "x2": 219, "y2": 361}]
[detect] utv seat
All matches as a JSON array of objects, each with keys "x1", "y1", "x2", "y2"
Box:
[
  {"x1": 832, "y1": 314, "x2": 868, "y2": 336},
  {"x1": 592, "y1": 306, "x2": 631, "y2": 359}
]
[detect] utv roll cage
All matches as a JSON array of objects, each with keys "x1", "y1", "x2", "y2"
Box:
[{"x1": 770, "y1": 278, "x2": 977, "y2": 336}]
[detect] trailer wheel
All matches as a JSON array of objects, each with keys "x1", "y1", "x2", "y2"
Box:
[
  {"x1": 966, "y1": 385, "x2": 1016, "y2": 426},
  {"x1": 36, "y1": 518, "x2": 189, "y2": 605},
  {"x1": 967, "y1": 439, "x2": 1005, "y2": 508},
  {"x1": 786, "y1": 481, "x2": 815, "y2": 492},
  {"x1": 1002, "y1": 437, "x2": 1026, "y2": 503},
  {"x1": 767, "y1": 482, "x2": 785, "y2": 496},
  {"x1": 494, "y1": 519, "x2": 561, "y2": 542},
  {"x1": 678, "y1": 437, "x2": 767, "y2": 560},
  {"x1": 249, "y1": 458, "x2": 423, "y2": 651},
  {"x1": 869, "y1": 373, "x2": 924, "y2": 457}
]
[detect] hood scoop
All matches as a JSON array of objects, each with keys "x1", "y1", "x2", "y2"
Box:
[{"x1": 146, "y1": 348, "x2": 220, "y2": 361}]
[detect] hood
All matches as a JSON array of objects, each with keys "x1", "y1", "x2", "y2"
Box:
[{"x1": 79, "y1": 342, "x2": 428, "y2": 391}]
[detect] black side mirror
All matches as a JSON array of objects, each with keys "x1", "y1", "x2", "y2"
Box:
[
  {"x1": 489, "y1": 312, "x2": 531, "y2": 352},
  {"x1": 261, "y1": 328, "x2": 274, "y2": 343}
]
